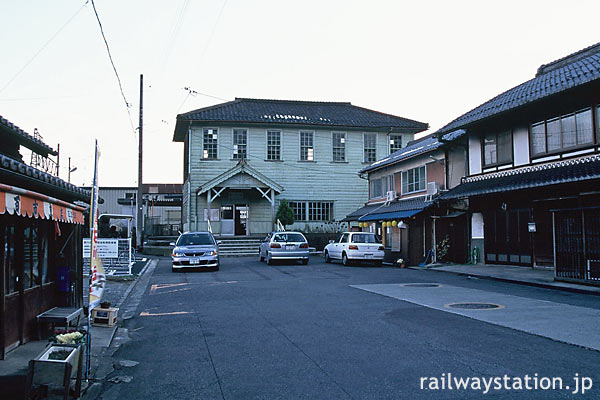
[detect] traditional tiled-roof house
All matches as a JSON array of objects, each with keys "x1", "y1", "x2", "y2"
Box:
[
  {"x1": 0, "y1": 115, "x2": 89, "y2": 358},
  {"x1": 436, "y1": 42, "x2": 600, "y2": 285},
  {"x1": 345, "y1": 135, "x2": 467, "y2": 265},
  {"x1": 173, "y1": 98, "x2": 428, "y2": 236}
]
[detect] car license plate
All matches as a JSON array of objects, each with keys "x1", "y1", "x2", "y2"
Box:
[
  {"x1": 286, "y1": 245, "x2": 295, "y2": 250},
  {"x1": 189, "y1": 258, "x2": 200, "y2": 265},
  {"x1": 364, "y1": 254, "x2": 372, "y2": 259}
]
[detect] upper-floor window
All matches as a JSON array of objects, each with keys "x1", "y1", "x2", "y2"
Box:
[
  {"x1": 483, "y1": 130, "x2": 512, "y2": 166},
  {"x1": 369, "y1": 175, "x2": 394, "y2": 199},
  {"x1": 364, "y1": 133, "x2": 376, "y2": 163},
  {"x1": 390, "y1": 134, "x2": 403, "y2": 154},
  {"x1": 267, "y1": 130, "x2": 281, "y2": 161},
  {"x1": 531, "y1": 108, "x2": 594, "y2": 157},
  {"x1": 203, "y1": 128, "x2": 218, "y2": 159},
  {"x1": 332, "y1": 132, "x2": 346, "y2": 162},
  {"x1": 402, "y1": 166, "x2": 425, "y2": 194},
  {"x1": 300, "y1": 131, "x2": 314, "y2": 161},
  {"x1": 233, "y1": 129, "x2": 247, "y2": 159}
]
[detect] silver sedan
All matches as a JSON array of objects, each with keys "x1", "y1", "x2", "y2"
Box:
[
  {"x1": 259, "y1": 231, "x2": 310, "y2": 265},
  {"x1": 171, "y1": 231, "x2": 220, "y2": 272}
]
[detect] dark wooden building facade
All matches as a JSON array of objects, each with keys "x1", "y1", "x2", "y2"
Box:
[
  {"x1": 0, "y1": 116, "x2": 89, "y2": 358},
  {"x1": 436, "y1": 42, "x2": 600, "y2": 285}
]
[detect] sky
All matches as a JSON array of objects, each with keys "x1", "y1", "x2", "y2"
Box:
[{"x1": 1, "y1": 0, "x2": 599, "y2": 187}]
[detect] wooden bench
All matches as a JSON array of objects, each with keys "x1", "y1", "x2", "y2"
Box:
[{"x1": 36, "y1": 307, "x2": 83, "y2": 339}]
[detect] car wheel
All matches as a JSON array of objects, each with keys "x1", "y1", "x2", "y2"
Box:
[
  {"x1": 172, "y1": 266, "x2": 176, "y2": 272},
  {"x1": 266, "y1": 253, "x2": 273, "y2": 265},
  {"x1": 342, "y1": 252, "x2": 350, "y2": 266},
  {"x1": 324, "y1": 251, "x2": 331, "y2": 263},
  {"x1": 374, "y1": 260, "x2": 382, "y2": 267},
  {"x1": 301, "y1": 259, "x2": 309, "y2": 265}
]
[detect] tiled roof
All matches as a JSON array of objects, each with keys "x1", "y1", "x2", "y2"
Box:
[
  {"x1": 0, "y1": 153, "x2": 90, "y2": 202},
  {"x1": 344, "y1": 196, "x2": 432, "y2": 221},
  {"x1": 440, "y1": 155, "x2": 600, "y2": 200},
  {"x1": 174, "y1": 98, "x2": 428, "y2": 141},
  {"x1": 0, "y1": 115, "x2": 57, "y2": 156},
  {"x1": 435, "y1": 42, "x2": 600, "y2": 137},
  {"x1": 359, "y1": 135, "x2": 442, "y2": 173}
]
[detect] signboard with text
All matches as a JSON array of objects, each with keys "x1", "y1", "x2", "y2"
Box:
[{"x1": 83, "y1": 238, "x2": 119, "y2": 258}]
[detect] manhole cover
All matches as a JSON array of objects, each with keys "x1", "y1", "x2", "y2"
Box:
[
  {"x1": 401, "y1": 283, "x2": 440, "y2": 288},
  {"x1": 446, "y1": 302, "x2": 503, "y2": 310}
]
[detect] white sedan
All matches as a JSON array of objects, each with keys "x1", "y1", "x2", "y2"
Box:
[{"x1": 323, "y1": 232, "x2": 384, "y2": 266}]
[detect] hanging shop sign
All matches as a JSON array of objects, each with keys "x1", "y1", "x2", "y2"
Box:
[{"x1": 0, "y1": 184, "x2": 84, "y2": 224}]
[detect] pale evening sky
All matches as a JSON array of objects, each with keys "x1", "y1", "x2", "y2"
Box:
[{"x1": 1, "y1": 0, "x2": 598, "y2": 186}]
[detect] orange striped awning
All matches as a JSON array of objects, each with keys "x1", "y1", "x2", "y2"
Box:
[{"x1": 0, "y1": 184, "x2": 85, "y2": 225}]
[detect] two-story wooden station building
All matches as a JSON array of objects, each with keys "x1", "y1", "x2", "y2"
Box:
[
  {"x1": 173, "y1": 98, "x2": 427, "y2": 236},
  {"x1": 436, "y1": 42, "x2": 600, "y2": 285}
]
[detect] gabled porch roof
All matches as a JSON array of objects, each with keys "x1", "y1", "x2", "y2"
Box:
[{"x1": 197, "y1": 159, "x2": 283, "y2": 195}]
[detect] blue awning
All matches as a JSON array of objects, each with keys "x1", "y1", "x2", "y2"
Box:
[{"x1": 358, "y1": 209, "x2": 423, "y2": 222}]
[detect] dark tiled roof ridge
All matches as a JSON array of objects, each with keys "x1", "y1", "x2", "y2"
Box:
[
  {"x1": 537, "y1": 41, "x2": 600, "y2": 76},
  {"x1": 235, "y1": 97, "x2": 352, "y2": 106},
  {"x1": 349, "y1": 104, "x2": 429, "y2": 129},
  {"x1": 463, "y1": 154, "x2": 600, "y2": 184},
  {"x1": 177, "y1": 99, "x2": 239, "y2": 118},
  {"x1": 0, "y1": 153, "x2": 90, "y2": 201},
  {"x1": 435, "y1": 42, "x2": 600, "y2": 137},
  {"x1": 0, "y1": 115, "x2": 57, "y2": 155}
]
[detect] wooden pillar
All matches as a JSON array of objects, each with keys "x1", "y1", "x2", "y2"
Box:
[
  {"x1": 0, "y1": 220, "x2": 5, "y2": 359},
  {"x1": 271, "y1": 189, "x2": 275, "y2": 231}
]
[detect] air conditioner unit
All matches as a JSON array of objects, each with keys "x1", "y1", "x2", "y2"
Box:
[
  {"x1": 427, "y1": 182, "x2": 440, "y2": 196},
  {"x1": 386, "y1": 190, "x2": 397, "y2": 202}
]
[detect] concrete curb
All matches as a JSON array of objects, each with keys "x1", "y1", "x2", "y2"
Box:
[
  {"x1": 412, "y1": 266, "x2": 600, "y2": 296},
  {"x1": 114, "y1": 258, "x2": 153, "y2": 309}
]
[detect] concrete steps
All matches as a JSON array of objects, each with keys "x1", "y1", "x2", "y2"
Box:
[{"x1": 218, "y1": 238, "x2": 261, "y2": 257}]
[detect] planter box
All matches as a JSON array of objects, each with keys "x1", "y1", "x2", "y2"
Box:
[
  {"x1": 29, "y1": 344, "x2": 83, "y2": 398},
  {"x1": 91, "y1": 306, "x2": 119, "y2": 327}
]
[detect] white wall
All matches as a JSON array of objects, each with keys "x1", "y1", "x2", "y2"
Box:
[
  {"x1": 468, "y1": 136, "x2": 482, "y2": 175},
  {"x1": 513, "y1": 126, "x2": 530, "y2": 166}
]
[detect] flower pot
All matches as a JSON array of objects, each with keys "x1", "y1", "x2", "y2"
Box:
[{"x1": 30, "y1": 344, "x2": 83, "y2": 397}]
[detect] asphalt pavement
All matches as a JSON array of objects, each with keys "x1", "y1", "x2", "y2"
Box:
[{"x1": 86, "y1": 255, "x2": 600, "y2": 399}]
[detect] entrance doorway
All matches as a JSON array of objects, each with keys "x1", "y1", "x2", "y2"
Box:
[
  {"x1": 484, "y1": 209, "x2": 532, "y2": 266},
  {"x1": 235, "y1": 205, "x2": 248, "y2": 236}
]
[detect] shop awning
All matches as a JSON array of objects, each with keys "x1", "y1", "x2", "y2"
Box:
[
  {"x1": 358, "y1": 209, "x2": 423, "y2": 222},
  {"x1": 0, "y1": 183, "x2": 85, "y2": 224}
]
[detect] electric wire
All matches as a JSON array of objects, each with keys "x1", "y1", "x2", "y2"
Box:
[
  {"x1": 198, "y1": 0, "x2": 228, "y2": 63},
  {"x1": 90, "y1": 0, "x2": 136, "y2": 135},
  {"x1": 0, "y1": 1, "x2": 89, "y2": 96}
]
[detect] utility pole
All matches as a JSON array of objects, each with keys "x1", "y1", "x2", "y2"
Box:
[{"x1": 136, "y1": 74, "x2": 144, "y2": 249}]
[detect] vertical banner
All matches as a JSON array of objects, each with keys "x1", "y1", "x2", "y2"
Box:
[{"x1": 89, "y1": 140, "x2": 106, "y2": 310}]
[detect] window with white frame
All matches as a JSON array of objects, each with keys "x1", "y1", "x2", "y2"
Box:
[
  {"x1": 389, "y1": 134, "x2": 403, "y2": 154},
  {"x1": 233, "y1": 129, "x2": 247, "y2": 159},
  {"x1": 402, "y1": 166, "x2": 426, "y2": 194},
  {"x1": 364, "y1": 133, "x2": 376, "y2": 163},
  {"x1": 267, "y1": 130, "x2": 281, "y2": 160},
  {"x1": 332, "y1": 132, "x2": 346, "y2": 162},
  {"x1": 300, "y1": 131, "x2": 314, "y2": 161},
  {"x1": 203, "y1": 128, "x2": 218, "y2": 159},
  {"x1": 370, "y1": 175, "x2": 394, "y2": 199},
  {"x1": 289, "y1": 201, "x2": 333, "y2": 221}
]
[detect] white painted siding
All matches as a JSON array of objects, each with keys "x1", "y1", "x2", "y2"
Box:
[
  {"x1": 468, "y1": 136, "x2": 482, "y2": 175},
  {"x1": 513, "y1": 126, "x2": 530, "y2": 166}
]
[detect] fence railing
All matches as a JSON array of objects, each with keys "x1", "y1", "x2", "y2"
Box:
[{"x1": 83, "y1": 238, "x2": 133, "y2": 276}]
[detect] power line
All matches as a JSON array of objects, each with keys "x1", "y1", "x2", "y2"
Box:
[
  {"x1": 0, "y1": 1, "x2": 89, "y2": 96},
  {"x1": 177, "y1": 87, "x2": 229, "y2": 114},
  {"x1": 90, "y1": 0, "x2": 136, "y2": 134},
  {"x1": 198, "y1": 0, "x2": 228, "y2": 63}
]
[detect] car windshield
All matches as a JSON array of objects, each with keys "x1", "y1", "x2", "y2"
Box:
[
  {"x1": 351, "y1": 234, "x2": 379, "y2": 244},
  {"x1": 273, "y1": 233, "x2": 305, "y2": 242},
  {"x1": 177, "y1": 233, "x2": 215, "y2": 246}
]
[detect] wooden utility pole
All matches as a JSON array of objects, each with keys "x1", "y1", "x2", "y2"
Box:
[{"x1": 136, "y1": 74, "x2": 143, "y2": 248}]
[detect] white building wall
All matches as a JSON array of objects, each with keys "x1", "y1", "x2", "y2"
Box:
[
  {"x1": 468, "y1": 136, "x2": 482, "y2": 175},
  {"x1": 513, "y1": 125, "x2": 530, "y2": 166}
]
